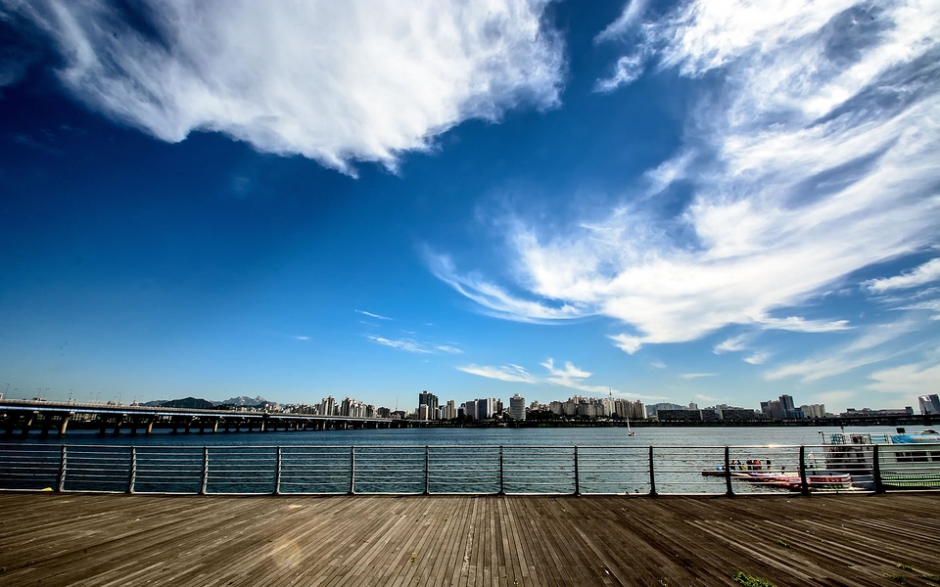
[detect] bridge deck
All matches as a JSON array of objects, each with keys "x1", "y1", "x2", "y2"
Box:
[{"x1": 1, "y1": 493, "x2": 938, "y2": 586}]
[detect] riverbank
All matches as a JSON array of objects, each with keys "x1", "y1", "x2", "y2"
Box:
[{"x1": 2, "y1": 492, "x2": 938, "y2": 586}]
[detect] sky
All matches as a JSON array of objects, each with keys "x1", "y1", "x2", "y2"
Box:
[{"x1": 1, "y1": 0, "x2": 939, "y2": 413}]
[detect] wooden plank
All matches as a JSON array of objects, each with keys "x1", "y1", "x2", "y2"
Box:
[{"x1": 1, "y1": 493, "x2": 939, "y2": 586}]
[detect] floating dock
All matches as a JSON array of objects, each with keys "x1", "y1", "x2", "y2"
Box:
[{"x1": 1, "y1": 493, "x2": 938, "y2": 586}]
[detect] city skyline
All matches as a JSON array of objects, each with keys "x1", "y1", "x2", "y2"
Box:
[{"x1": 2, "y1": 1, "x2": 939, "y2": 414}]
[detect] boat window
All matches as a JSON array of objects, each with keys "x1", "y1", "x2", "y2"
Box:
[{"x1": 897, "y1": 451, "x2": 929, "y2": 463}]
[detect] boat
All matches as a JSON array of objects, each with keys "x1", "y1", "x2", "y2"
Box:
[
  {"x1": 820, "y1": 429, "x2": 940, "y2": 490},
  {"x1": 700, "y1": 467, "x2": 853, "y2": 491}
]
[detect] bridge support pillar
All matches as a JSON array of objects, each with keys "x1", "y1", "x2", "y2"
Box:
[
  {"x1": 57, "y1": 413, "x2": 72, "y2": 437},
  {"x1": 113, "y1": 417, "x2": 124, "y2": 435},
  {"x1": 184, "y1": 418, "x2": 194, "y2": 434},
  {"x1": 146, "y1": 418, "x2": 155, "y2": 435},
  {"x1": 22, "y1": 412, "x2": 36, "y2": 437},
  {"x1": 212, "y1": 419, "x2": 219, "y2": 433},
  {"x1": 40, "y1": 415, "x2": 51, "y2": 438}
]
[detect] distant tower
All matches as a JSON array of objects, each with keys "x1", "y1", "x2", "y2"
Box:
[
  {"x1": 418, "y1": 390, "x2": 439, "y2": 419},
  {"x1": 509, "y1": 394, "x2": 526, "y2": 421}
]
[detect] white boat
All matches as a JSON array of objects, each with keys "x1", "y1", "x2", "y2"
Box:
[{"x1": 820, "y1": 429, "x2": 940, "y2": 490}]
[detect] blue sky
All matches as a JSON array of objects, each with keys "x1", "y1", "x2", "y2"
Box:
[{"x1": 1, "y1": 0, "x2": 938, "y2": 413}]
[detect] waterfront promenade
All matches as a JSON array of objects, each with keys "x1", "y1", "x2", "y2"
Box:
[{"x1": 1, "y1": 493, "x2": 938, "y2": 586}]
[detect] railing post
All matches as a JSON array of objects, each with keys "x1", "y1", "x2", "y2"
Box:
[
  {"x1": 274, "y1": 446, "x2": 282, "y2": 495},
  {"x1": 648, "y1": 446, "x2": 657, "y2": 496},
  {"x1": 498, "y1": 445, "x2": 505, "y2": 496},
  {"x1": 573, "y1": 446, "x2": 580, "y2": 496},
  {"x1": 127, "y1": 446, "x2": 137, "y2": 494},
  {"x1": 56, "y1": 445, "x2": 67, "y2": 492},
  {"x1": 724, "y1": 446, "x2": 734, "y2": 497},
  {"x1": 423, "y1": 445, "x2": 430, "y2": 495},
  {"x1": 799, "y1": 445, "x2": 810, "y2": 496},
  {"x1": 200, "y1": 447, "x2": 209, "y2": 495},
  {"x1": 872, "y1": 444, "x2": 885, "y2": 494},
  {"x1": 349, "y1": 446, "x2": 356, "y2": 495}
]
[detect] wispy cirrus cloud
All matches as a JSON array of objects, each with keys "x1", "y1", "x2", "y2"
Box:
[
  {"x1": 436, "y1": 345, "x2": 464, "y2": 355},
  {"x1": 356, "y1": 310, "x2": 393, "y2": 321},
  {"x1": 867, "y1": 359, "x2": 940, "y2": 394},
  {"x1": 9, "y1": 0, "x2": 564, "y2": 174},
  {"x1": 458, "y1": 363, "x2": 536, "y2": 384},
  {"x1": 458, "y1": 358, "x2": 659, "y2": 399},
  {"x1": 713, "y1": 334, "x2": 747, "y2": 354},
  {"x1": 680, "y1": 372, "x2": 717, "y2": 380},
  {"x1": 764, "y1": 319, "x2": 919, "y2": 383},
  {"x1": 430, "y1": 0, "x2": 940, "y2": 356},
  {"x1": 863, "y1": 258, "x2": 940, "y2": 294},
  {"x1": 755, "y1": 317, "x2": 851, "y2": 333},
  {"x1": 366, "y1": 335, "x2": 432, "y2": 354},
  {"x1": 541, "y1": 358, "x2": 610, "y2": 394},
  {"x1": 743, "y1": 352, "x2": 770, "y2": 365},
  {"x1": 595, "y1": 0, "x2": 650, "y2": 44}
]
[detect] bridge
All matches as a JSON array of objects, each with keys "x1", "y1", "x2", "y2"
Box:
[{"x1": 0, "y1": 398, "x2": 398, "y2": 437}]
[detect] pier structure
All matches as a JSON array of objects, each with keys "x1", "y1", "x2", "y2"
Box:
[
  {"x1": 0, "y1": 399, "x2": 404, "y2": 437},
  {"x1": 0, "y1": 492, "x2": 938, "y2": 586}
]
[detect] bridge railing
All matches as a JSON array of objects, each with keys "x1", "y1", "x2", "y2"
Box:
[{"x1": 1, "y1": 443, "x2": 938, "y2": 495}]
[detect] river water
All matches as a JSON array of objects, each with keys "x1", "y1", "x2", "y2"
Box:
[{"x1": 2, "y1": 425, "x2": 914, "y2": 495}]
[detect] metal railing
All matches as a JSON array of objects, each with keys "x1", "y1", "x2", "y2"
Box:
[{"x1": 1, "y1": 443, "x2": 938, "y2": 496}]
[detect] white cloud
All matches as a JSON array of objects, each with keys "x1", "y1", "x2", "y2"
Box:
[
  {"x1": 609, "y1": 333, "x2": 643, "y2": 354},
  {"x1": 431, "y1": 0, "x2": 940, "y2": 355},
  {"x1": 594, "y1": 54, "x2": 646, "y2": 93},
  {"x1": 356, "y1": 310, "x2": 393, "y2": 321},
  {"x1": 540, "y1": 358, "x2": 611, "y2": 394},
  {"x1": 863, "y1": 258, "x2": 940, "y2": 294},
  {"x1": 436, "y1": 345, "x2": 464, "y2": 354},
  {"x1": 366, "y1": 335, "x2": 431, "y2": 354},
  {"x1": 595, "y1": 0, "x2": 650, "y2": 44},
  {"x1": 743, "y1": 352, "x2": 769, "y2": 365},
  {"x1": 764, "y1": 319, "x2": 918, "y2": 383},
  {"x1": 897, "y1": 299, "x2": 940, "y2": 320},
  {"x1": 713, "y1": 334, "x2": 747, "y2": 354},
  {"x1": 292, "y1": 335, "x2": 311, "y2": 342},
  {"x1": 867, "y1": 360, "x2": 940, "y2": 394},
  {"x1": 756, "y1": 317, "x2": 851, "y2": 333},
  {"x1": 11, "y1": 0, "x2": 564, "y2": 174},
  {"x1": 427, "y1": 253, "x2": 587, "y2": 323},
  {"x1": 680, "y1": 372, "x2": 717, "y2": 380},
  {"x1": 650, "y1": 359, "x2": 666, "y2": 369},
  {"x1": 458, "y1": 363, "x2": 536, "y2": 383}
]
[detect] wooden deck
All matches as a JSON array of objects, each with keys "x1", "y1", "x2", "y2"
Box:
[{"x1": 1, "y1": 493, "x2": 938, "y2": 586}]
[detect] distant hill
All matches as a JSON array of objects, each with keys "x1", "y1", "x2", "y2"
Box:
[
  {"x1": 220, "y1": 395, "x2": 268, "y2": 407},
  {"x1": 159, "y1": 397, "x2": 218, "y2": 409},
  {"x1": 141, "y1": 400, "x2": 169, "y2": 407}
]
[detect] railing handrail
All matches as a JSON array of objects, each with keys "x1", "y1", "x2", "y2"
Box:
[{"x1": 3, "y1": 442, "x2": 939, "y2": 496}]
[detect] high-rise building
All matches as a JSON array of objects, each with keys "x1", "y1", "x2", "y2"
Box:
[
  {"x1": 320, "y1": 395, "x2": 336, "y2": 417},
  {"x1": 919, "y1": 394, "x2": 940, "y2": 415},
  {"x1": 475, "y1": 398, "x2": 495, "y2": 420},
  {"x1": 509, "y1": 394, "x2": 526, "y2": 421},
  {"x1": 800, "y1": 404, "x2": 826, "y2": 419},
  {"x1": 418, "y1": 390, "x2": 439, "y2": 417},
  {"x1": 443, "y1": 400, "x2": 457, "y2": 420}
]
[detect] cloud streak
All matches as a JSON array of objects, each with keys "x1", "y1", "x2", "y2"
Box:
[
  {"x1": 864, "y1": 258, "x2": 940, "y2": 294},
  {"x1": 356, "y1": 310, "x2": 393, "y2": 321},
  {"x1": 10, "y1": 0, "x2": 564, "y2": 174},
  {"x1": 430, "y1": 0, "x2": 940, "y2": 355},
  {"x1": 366, "y1": 335, "x2": 432, "y2": 354},
  {"x1": 764, "y1": 319, "x2": 918, "y2": 383},
  {"x1": 458, "y1": 364, "x2": 536, "y2": 383}
]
